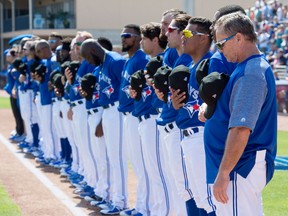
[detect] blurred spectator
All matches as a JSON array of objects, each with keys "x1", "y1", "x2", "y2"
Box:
[
  {"x1": 273, "y1": 48, "x2": 287, "y2": 65},
  {"x1": 258, "y1": 28, "x2": 270, "y2": 54}
]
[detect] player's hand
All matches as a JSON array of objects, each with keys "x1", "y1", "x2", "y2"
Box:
[
  {"x1": 170, "y1": 87, "x2": 186, "y2": 110},
  {"x1": 79, "y1": 88, "x2": 87, "y2": 98},
  {"x1": 67, "y1": 107, "x2": 73, "y2": 120},
  {"x1": 144, "y1": 71, "x2": 153, "y2": 86},
  {"x1": 154, "y1": 86, "x2": 164, "y2": 101},
  {"x1": 65, "y1": 68, "x2": 73, "y2": 84},
  {"x1": 198, "y1": 103, "x2": 207, "y2": 122},
  {"x1": 213, "y1": 172, "x2": 230, "y2": 204},
  {"x1": 48, "y1": 81, "x2": 54, "y2": 91},
  {"x1": 19, "y1": 74, "x2": 26, "y2": 83},
  {"x1": 12, "y1": 88, "x2": 17, "y2": 99},
  {"x1": 54, "y1": 88, "x2": 62, "y2": 97},
  {"x1": 95, "y1": 120, "x2": 104, "y2": 137},
  {"x1": 129, "y1": 86, "x2": 137, "y2": 99},
  {"x1": 35, "y1": 74, "x2": 42, "y2": 82}
]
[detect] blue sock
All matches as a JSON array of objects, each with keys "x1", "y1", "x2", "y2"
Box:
[
  {"x1": 31, "y1": 123, "x2": 39, "y2": 147},
  {"x1": 60, "y1": 138, "x2": 66, "y2": 160},
  {"x1": 186, "y1": 198, "x2": 200, "y2": 216},
  {"x1": 65, "y1": 138, "x2": 72, "y2": 163},
  {"x1": 199, "y1": 208, "x2": 208, "y2": 216}
]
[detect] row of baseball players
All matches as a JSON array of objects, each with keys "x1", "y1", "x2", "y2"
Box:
[{"x1": 5, "y1": 4, "x2": 276, "y2": 216}]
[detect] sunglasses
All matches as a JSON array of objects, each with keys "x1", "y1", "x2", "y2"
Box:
[
  {"x1": 48, "y1": 39, "x2": 57, "y2": 44},
  {"x1": 182, "y1": 29, "x2": 210, "y2": 39},
  {"x1": 167, "y1": 26, "x2": 180, "y2": 33},
  {"x1": 215, "y1": 34, "x2": 236, "y2": 50},
  {"x1": 120, "y1": 33, "x2": 140, "y2": 39},
  {"x1": 75, "y1": 41, "x2": 83, "y2": 46}
]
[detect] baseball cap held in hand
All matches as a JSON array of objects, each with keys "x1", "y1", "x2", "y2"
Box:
[
  {"x1": 146, "y1": 55, "x2": 163, "y2": 78},
  {"x1": 196, "y1": 58, "x2": 210, "y2": 85},
  {"x1": 153, "y1": 65, "x2": 172, "y2": 103},
  {"x1": 81, "y1": 73, "x2": 97, "y2": 100},
  {"x1": 130, "y1": 70, "x2": 146, "y2": 101},
  {"x1": 199, "y1": 72, "x2": 229, "y2": 119},
  {"x1": 168, "y1": 65, "x2": 190, "y2": 104}
]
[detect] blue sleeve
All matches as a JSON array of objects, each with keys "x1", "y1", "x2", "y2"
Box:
[
  {"x1": 229, "y1": 74, "x2": 267, "y2": 131},
  {"x1": 111, "y1": 59, "x2": 125, "y2": 83},
  {"x1": 4, "y1": 70, "x2": 15, "y2": 95}
]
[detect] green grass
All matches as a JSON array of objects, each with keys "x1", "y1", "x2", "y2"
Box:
[
  {"x1": 0, "y1": 96, "x2": 10, "y2": 109},
  {"x1": 0, "y1": 185, "x2": 21, "y2": 216},
  {"x1": 263, "y1": 130, "x2": 288, "y2": 216},
  {"x1": 263, "y1": 171, "x2": 288, "y2": 216},
  {"x1": 277, "y1": 131, "x2": 288, "y2": 156}
]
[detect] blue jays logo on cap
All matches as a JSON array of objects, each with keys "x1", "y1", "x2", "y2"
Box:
[
  {"x1": 122, "y1": 85, "x2": 130, "y2": 98},
  {"x1": 141, "y1": 86, "x2": 152, "y2": 102},
  {"x1": 183, "y1": 100, "x2": 200, "y2": 118},
  {"x1": 102, "y1": 85, "x2": 114, "y2": 98}
]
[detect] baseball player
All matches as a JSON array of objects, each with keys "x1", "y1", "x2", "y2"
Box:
[
  {"x1": 171, "y1": 17, "x2": 216, "y2": 215},
  {"x1": 81, "y1": 39, "x2": 126, "y2": 214},
  {"x1": 80, "y1": 72, "x2": 111, "y2": 206},
  {"x1": 18, "y1": 40, "x2": 40, "y2": 154},
  {"x1": 160, "y1": 9, "x2": 186, "y2": 68},
  {"x1": 65, "y1": 32, "x2": 97, "y2": 195},
  {"x1": 154, "y1": 14, "x2": 195, "y2": 216},
  {"x1": 34, "y1": 40, "x2": 59, "y2": 163},
  {"x1": 4, "y1": 49, "x2": 26, "y2": 143},
  {"x1": 117, "y1": 24, "x2": 150, "y2": 216},
  {"x1": 202, "y1": 12, "x2": 277, "y2": 216}
]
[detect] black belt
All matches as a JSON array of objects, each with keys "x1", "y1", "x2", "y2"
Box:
[
  {"x1": 156, "y1": 108, "x2": 162, "y2": 114},
  {"x1": 70, "y1": 100, "x2": 84, "y2": 107},
  {"x1": 183, "y1": 127, "x2": 199, "y2": 137},
  {"x1": 138, "y1": 114, "x2": 151, "y2": 122},
  {"x1": 87, "y1": 108, "x2": 99, "y2": 115},
  {"x1": 164, "y1": 122, "x2": 176, "y2": 133},
  {"x1": 123, "y1": 111, "x2": 131, "y2": 116},
  {"x1": 102, "y1": 102, "x2": 115, "y2": 109}
]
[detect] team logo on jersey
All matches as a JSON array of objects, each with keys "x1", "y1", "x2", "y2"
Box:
[
  {"x1": 73, "y1": 85, "x2": 81, "y2": 96},
  {"x1": 122, "y1": 85, "x2": 130, "y2": 98},
  {"x1": 102, "y1": 85, "x2": 114, "y2": 98},
  {"x1": 183, "y1": 100, "x2": 200, "y2": 118},
  {"x1": 141, "y1": 86, "x2": 152, "y2": 102},
  {"x1": 92, "y1": 91, "x2": 100, "y2": 103}
]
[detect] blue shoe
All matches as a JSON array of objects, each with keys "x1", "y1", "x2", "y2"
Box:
[
  {"x1": 9, "y1": 133, "x2": 19, "y2": 140},
  {"x1": 80, "y1": 190, "x2": 95, "y2": 198},
  {"x1": 35, "y1": 156, "x2": 45, "y2": 162},
  {"x1": 49, "y1": 160, "x2": 62, "y2": 167},
  {"x1": 12, "y1": 134, "x2": 26, "y2": 143},
  {"x1": 70, "y1": 177, "x2": 85, "y2": 185},
  {"x1": 23, "y1": 146, "x2": 37, "y2": 153},
  {"x1": 90, "y1": 198, "x2": 106, "y2": 206},
  {"x1": 18, "y1": 142, "x2": 30, "y2": 149},
  {"x1": 84, "y1": 194, "x2": 102, "y2": 202},
  {"x1": 120, "y1": 208, "x2": 140, "y2": 216},
  {"x1": 97, "y1": 200, "x2": 112, "y2": 210},
  {"x1": 68, "y1": 173, "x2": 82, "y2": 180},
  {"x1": 100, "y1": 205, "x2": 124, "y2": 215},
  {"x1": 32, "y1": 149, "x2": 43, "y2": 157}
]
